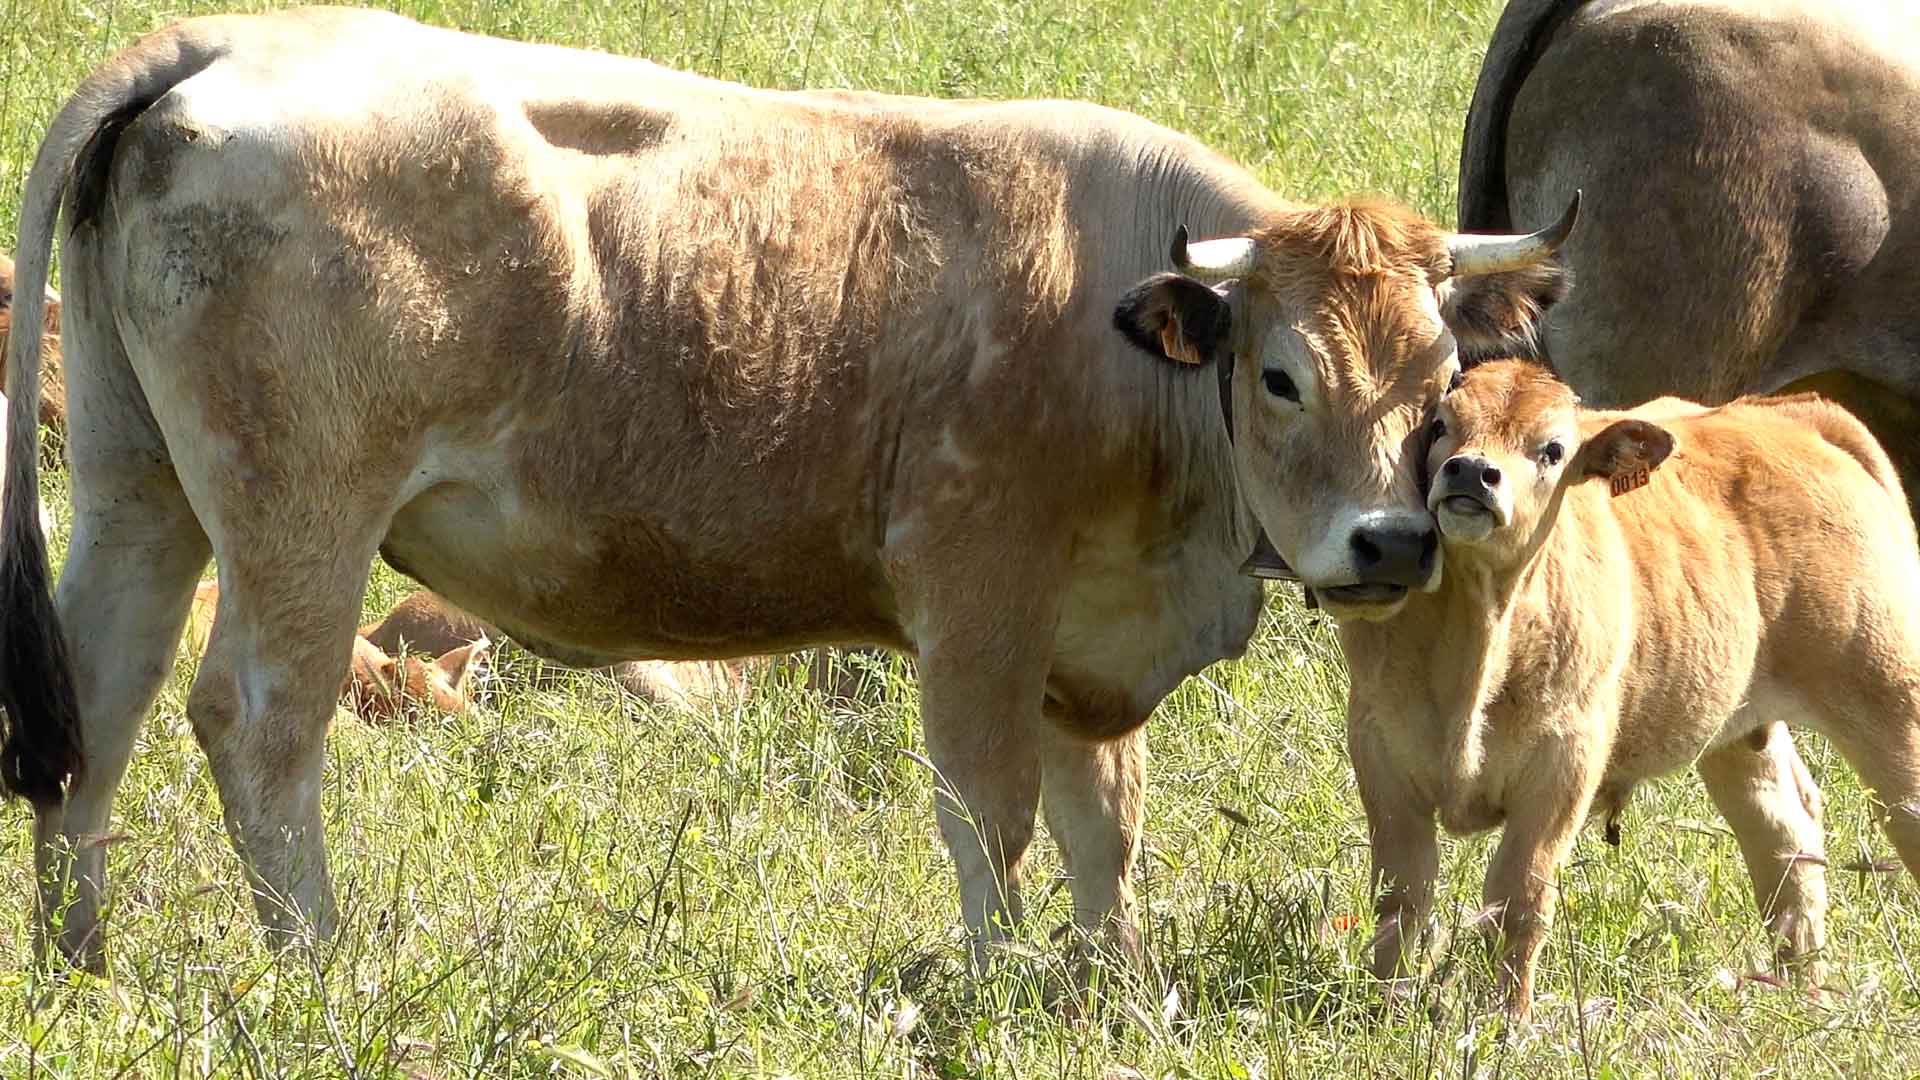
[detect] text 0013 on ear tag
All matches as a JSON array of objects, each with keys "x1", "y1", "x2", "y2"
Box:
[{"x1": 1610, "y1": 466, "x2": 1651, "y2": 498}]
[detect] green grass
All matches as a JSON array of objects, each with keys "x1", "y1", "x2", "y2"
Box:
[{"x1": 2, "y1": 0, "x2": 1918, "y2": 1076}]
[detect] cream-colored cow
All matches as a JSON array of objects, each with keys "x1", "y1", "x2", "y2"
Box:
[
  {"x1": 1, "y1": 7, "x2": 1573, "y2": 969},
  {"x1": 1338, "y1": 358, "x2": 1920, "y2": 1020}
]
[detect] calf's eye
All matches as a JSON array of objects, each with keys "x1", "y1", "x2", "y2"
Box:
[
  {"x1": 1262, "y1": 369, "x2": 1300, "y2": 402},
  {"x1": 1541, "y1": 440, "x2": 1565, "y2": 466},
  {"x1": 1430, "y1": 416, "x2": 1447, "y2": 440}
]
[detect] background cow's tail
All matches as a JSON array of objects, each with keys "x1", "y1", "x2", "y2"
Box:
[
  {"x1": 1457, "y1": 0, "x2": 1588, "y2": 232},
  {"x1": 1, "y1": 23, "x2": 229, "y2": 806}
]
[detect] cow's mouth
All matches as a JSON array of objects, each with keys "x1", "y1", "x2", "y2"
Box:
[{"x1": 1316, "y1": 583, "x2": 1410, "y2": 607}]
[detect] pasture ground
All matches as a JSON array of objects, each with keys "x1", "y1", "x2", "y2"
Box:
[{"x1": 2, "y1": 0, "x2": 1917, "y2": 1075}]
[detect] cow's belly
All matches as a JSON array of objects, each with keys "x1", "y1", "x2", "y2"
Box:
[
  {"x1": 1043, "y1": 540, "x2": 1263, "y2": 740},
  {"x1": 377, "y1": 478, "x2": 904, "y2": 666}
]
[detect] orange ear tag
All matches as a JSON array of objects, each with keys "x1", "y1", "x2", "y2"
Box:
[{"x1": 1609, "y1": 466, "x2": 1651, "y2": 498}]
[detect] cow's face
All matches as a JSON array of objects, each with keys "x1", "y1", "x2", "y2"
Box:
[
  {"x1": 1427, "y1": 359, "x2": 1673, "y2": 567},
  {"x1": 1116, "y1": 196, "x2": 1577, "y2": 621}
]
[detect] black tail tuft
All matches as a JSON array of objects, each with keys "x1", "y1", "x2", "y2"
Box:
[{"x1": 0, "y1": 506, "x2": 81, "y2": 808}]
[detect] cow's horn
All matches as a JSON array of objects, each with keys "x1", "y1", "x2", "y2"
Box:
[
  {"x1": 1445, "y1": 190, "x2": 1581, "y2": 277},
  {"x1": 1172, "y1": 224, "x2": 1258, "y2": 281}
]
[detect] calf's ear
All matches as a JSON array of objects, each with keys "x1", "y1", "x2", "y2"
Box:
[
  {"x1": 1574, "y1": 419, "x2": 1674, "y2": 484},
  {"x1": 1114, "y1": 273, "x2": 1231, "y2": 366},
  {"x1": 1441, "y1": 261, "x2": 1570, "y2": 361},
  {"x1": 436, "y1": 637, "x2": 490, "y2": 694}
]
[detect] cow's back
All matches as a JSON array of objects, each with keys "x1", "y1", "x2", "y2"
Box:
[{"x1": 83, "y1": 8, "x2": 1260, "y2": 679}]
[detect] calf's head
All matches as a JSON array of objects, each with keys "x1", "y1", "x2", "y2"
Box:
[
  {"x1": 343, "y1": 635, "x2": 490, "y2": 723},
  {"x1": 1115, "y1": 194, "x2": 1576, "y2": 620},
  {"x1": 1425, "y1": 359, "x2": 1673, "y2": 566}
]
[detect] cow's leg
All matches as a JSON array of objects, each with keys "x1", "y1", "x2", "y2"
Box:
[
  {"x1": 1037, "y1": 723, "x2": 1145, "y2": 965},
  {"x1": 31, "y1": 293, "x2": 214, "y2": 970},
  {"x1": 33, "y1": 448, "x2": 210, "y2": 971},
  {"x1": 1696, "y1": 723, "x2": 1828, "y2": 983},
  {"x1": 1350, "y1": 716, "x2": 1439, "y2": 995},
  {"x1": 185, "y1": 535, "x2": 380, "y2": 948},
  {"x1": 916, "y1": 638, "x2": 1046, "y2": 968}
]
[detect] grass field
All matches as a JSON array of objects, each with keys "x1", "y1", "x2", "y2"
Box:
[{"x1": 2, "y1": 0, "x2": 1918, "y2": 1076}]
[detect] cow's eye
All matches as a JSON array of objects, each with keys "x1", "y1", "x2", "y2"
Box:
[
  {"x1": 1430, "y1": 416, "x2": 1447, "y2": 441},
  {"x1": 1262, "y1": 369, "x2": 1299, "y2": 402},
  {"x1": 1541, "y1": 440, "x2": 1565, "y2": 466}
]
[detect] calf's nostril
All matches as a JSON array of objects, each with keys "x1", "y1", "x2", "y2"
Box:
[
  {"x1": 1481, "y1": 464, "x2": 1502, "y2": 487},
  {"x1": 1442, "y1": 459, "x2": 1462, "y2": 478}
]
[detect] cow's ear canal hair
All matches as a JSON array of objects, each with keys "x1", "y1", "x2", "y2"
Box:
[
  {"x1": 1441, "y1": 258, "x2": 1572, "y2": 360},
  {"x1": 1114, "y1": 273, "x2": 1232, "y2": 366}
]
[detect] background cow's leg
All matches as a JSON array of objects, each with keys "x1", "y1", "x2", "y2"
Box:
[
  {"x1": 33, "y1": 380, "x2": 211, "y2": 971},
  {"x1": 1696, "y1": 723, "x2": 1828, "y2": 983},
  {"x1": 1037, "y1": 723, "x2": 1145, "y2": 965},
  {"x1": 185, "y1": 536, "x2": 381, "y2": 949}
]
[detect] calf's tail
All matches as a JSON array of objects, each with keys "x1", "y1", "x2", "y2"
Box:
[{"x1": 1, "y1": 23, "x2": 229, "y2": 806}]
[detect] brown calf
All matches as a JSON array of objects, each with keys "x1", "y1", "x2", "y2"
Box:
[
  {"x1": 186, "y1": 581, "x2": 486, "y2": 722},
  {"x1": 0, "y1": 253, "x2": 67, "y2": 436},
  {"x1": 342, "y1": 634, "x2": 488, "y2": 724},
  {"x1": 1338, "y1": 359, "x2": 1920, "y2": 1020},
  {"x1": 361, "y1": 589, "x2": 753, "y2": 710}
]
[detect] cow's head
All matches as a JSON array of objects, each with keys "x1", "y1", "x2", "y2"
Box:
[
  {"x1": 1114, "y1": 194, "x2": 1576, "y2": 621},
  {"x1": 1426, "y1": 358, "x2": 1672, "y2": 566}
]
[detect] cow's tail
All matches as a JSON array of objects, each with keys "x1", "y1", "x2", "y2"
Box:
[
  {"x1": 1, "y1": 23, "x2": 229, "y2": 806},
  {"x1": 1457, "y1": 0, "x2": 1589, "y2": 232}
]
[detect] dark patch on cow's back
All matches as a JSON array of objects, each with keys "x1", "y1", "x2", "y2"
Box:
[{"x1": 524, "y1": 99, "x2": 673, "y2": 156}]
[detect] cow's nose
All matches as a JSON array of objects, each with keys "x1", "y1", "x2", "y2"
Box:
[
  {"x1": 1444, "y1": 455, "x2": 1501, "y2": 489},
  {"x1": 1349, "y1": 522, "x2": 1439, "y2": 587}
]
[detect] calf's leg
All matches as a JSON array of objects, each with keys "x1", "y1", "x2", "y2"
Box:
[
  {"x1": 1696, "y1": 723, "x2": 1828, "y2": 982},
  {"x1": 1480, "y1": 740, "x2": 1603, "y2": 1022},
  {"x1": 1349, "y1": 716, "x2": 1440, "y2": 994}
]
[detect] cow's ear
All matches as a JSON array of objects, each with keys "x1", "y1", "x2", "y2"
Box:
[
  {"x1": 1574, "y1": 419, "x2": 1674, "y2": 485},
  {"x1": 1441, "y1": 261, "x2": 1570, "y2": 358},
  {"x1": 1114, "y1": 273, "x2": 1232, "y2": 366}
]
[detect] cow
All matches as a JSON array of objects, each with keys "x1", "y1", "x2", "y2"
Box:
[
  {"x1": 1459, "y1": 0, "x2": 1920, "y2": 497},
  {"x1": 1337, "y1": 358, "x2": 1920, "y2": 1021},
  {"x1": 0, "y1": 6, "x2": 1573, "y2": 971}
]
